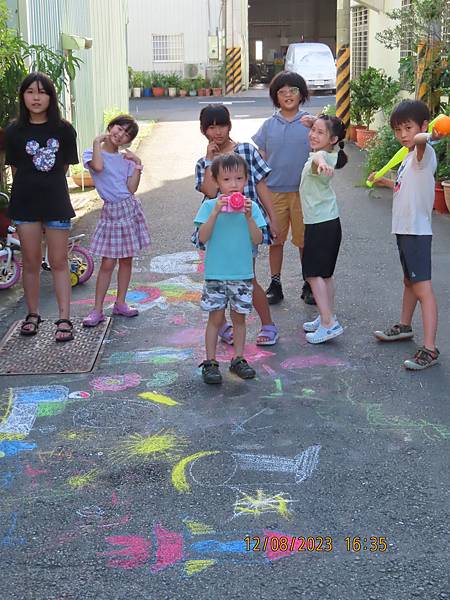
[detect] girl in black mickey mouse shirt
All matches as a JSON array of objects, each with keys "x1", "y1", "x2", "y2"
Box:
[{"x1": 5, "y1": 72, "x2": 79, "y2": 341}]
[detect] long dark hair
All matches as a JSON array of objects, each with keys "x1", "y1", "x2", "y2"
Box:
[
  {"x1": 17, "y1": 72, "x2": 62, "y2": 127},
  {"x1": 317, "y1": 114, "x2": 348, "y2": 169}
]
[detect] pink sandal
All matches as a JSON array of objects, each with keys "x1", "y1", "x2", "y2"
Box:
[
  {"x1": 218, "y1": 322, "x2": 233, "y2": 345},
  {"x1": 83, "y1": 309, "x2": 105, "y2": 328},
  {"x1": 113, "y1": 302, "x2": 139, "y2": 317}
]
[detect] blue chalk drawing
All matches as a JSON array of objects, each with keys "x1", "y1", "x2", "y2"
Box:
[
  {"x1": 1, "y1": 513, "x2": 25, "y2": 546},
  {"x1": 190, "y1": 540, "x2": 247, "y2": 554},
  {"x1": 0, "y1": 440, "x2": 36, "y2": 457}
]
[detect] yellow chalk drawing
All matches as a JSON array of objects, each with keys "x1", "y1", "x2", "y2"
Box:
[
  {"x1": 138, "y1": 392, "x2": 179, "y2": 406},
  {"x1": 114, "y1": 430, "x2": 187, "y2": 463},
  {"x1": 234, "y1": 489, "x2": 293, "y2": 519},
  {"x1": 0, "y1": 389, "x2": 13, "y2": 425},
  {"x1": 0, "y1": 433, "x2": 26, "y2": 442},
  {"x1": 185, "y1": 560, "x2": 216, "y2": 576},
  {"x1": 0, "y1": 451, "x2": 5, "y2": 458},
  {"x1": 183, "y1": 519, "x2": 215, "y2": 535},
  {"x1": 171, "y1": 450, "x2": 219, "y2": 493},
  {"x1": 67, "y1": 469, "x2": 99, "y2": 490},
  {"x1": 58, "y1": 430, "x2": 95, "y2": 441}
]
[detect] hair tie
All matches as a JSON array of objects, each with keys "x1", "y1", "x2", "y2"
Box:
[{"x1": 339, "y1": 141, "x2": 345, "y2": 149}]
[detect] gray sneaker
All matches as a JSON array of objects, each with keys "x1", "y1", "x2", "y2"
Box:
[
  {"x1": 374, "y1": 323, "x2": 413, "y2": 342},
  {"x1": 404, "y1": 347, "x2": 439, "y2": 370}
]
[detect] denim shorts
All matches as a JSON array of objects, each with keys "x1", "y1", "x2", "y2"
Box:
[{"x1": 14, "y1": 219, "x2": 72, "y2": 230}]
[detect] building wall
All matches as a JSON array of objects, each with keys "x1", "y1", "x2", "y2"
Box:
[
  {"x1": 8, "y1": 0, "x2": 128, "y2": 158},
  {"x1": 366, "y1": 0, "x2": 401, "y2": 79}
]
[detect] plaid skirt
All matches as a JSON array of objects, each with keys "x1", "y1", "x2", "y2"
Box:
[{"x1": 90, "y1": 195, "x2": 150, "y2": 258}]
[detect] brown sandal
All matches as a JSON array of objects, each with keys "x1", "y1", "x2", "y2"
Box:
[
  {"x1": 55, "y1": 319, "x2": 74, "y2": 342},
  {"x1": 20, "y1": 313, "x2": 42, "y2": 336}
]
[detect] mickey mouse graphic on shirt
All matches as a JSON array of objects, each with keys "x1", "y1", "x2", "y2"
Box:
[{"x1": 25, "y1": 138, "x2": 60, "y2": 172}]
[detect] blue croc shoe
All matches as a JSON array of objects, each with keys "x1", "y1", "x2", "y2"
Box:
[{"x1": 305, "y1": 321, "x2": 344, "y2": 344}]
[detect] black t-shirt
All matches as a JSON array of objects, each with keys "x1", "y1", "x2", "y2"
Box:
[{"x1": 5, "y1": 120, "x2": 79, "y2": 220}]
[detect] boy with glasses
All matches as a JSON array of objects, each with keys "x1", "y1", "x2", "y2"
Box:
[{"x1": 253, "y1": 71, "x2": 316, "y2": 305}]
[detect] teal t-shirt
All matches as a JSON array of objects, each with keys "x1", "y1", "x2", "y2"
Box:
[
  {"x1": 194, "y1": 199, "x2": 266, "y2": 280},
  {"x1": 300, "y1": 150, "x2": 339, "y2": 224}
]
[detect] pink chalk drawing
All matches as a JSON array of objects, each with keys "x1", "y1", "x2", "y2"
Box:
[
  {"x1": 90, "y1": 373, "x2": 142, "y2": 392},
  {"x1": 101, "y1": 522, "x2": 320, "y2": 576},
  {"x1": 102, "y1": 535, "x2": 151, "y2": 569},
  {"x1": 152, "y1": 524, "x2": 183, "y2": 573},
  {"x1": 216, "y1": 344, "x2": 275, "y2": 363},
  {"x1": 166, "y1": 327, "x2": 204, "y2": 346},
  {"x1": 280, "y1": 355, "x2": 347, "y2": 370},
  {"x1": 169, "y1": 315, "x2": 188, "y2": 326}
]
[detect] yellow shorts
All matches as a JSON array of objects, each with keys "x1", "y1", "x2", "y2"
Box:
[{"x1": 271, "y1": 191, "x2": 304, "y2": 248}]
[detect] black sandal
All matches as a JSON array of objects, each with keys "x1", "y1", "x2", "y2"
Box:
[
  {"x1": 20, "y1": 313, "x2": 42, "y2": 336},
  {"x1": 55, "y1": 318, "x2": 74, "y2": 342},
  {"x1": 229, "y1": 356, "x2": 256, "y2": 379}
]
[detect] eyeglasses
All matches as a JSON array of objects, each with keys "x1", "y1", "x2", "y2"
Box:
[{"x1": 277, "y1": 86, "x2": 300, "y2": 97}]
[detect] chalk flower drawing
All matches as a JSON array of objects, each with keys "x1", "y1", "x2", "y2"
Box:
[
  {"x1": 67, "y1": 469, "x2": 99, "y2": 490},
  {"x1": 233, "y1": 489, "x2": 294, "y2": 519},
  {"x1": 90, "y1": 373, "x2": 142, "y2": 392}
]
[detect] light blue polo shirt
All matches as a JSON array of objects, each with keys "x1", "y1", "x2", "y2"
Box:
[
  {"x1": 252, "y1": 111, "x2": 310, "y2": 192},
  {"x1": 194, "y1": 199, "x2": 266, "y2": 280}
]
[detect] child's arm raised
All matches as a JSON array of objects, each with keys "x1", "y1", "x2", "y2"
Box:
[
  {"x1": 312, "y1": 152, "x2": 334, "y2": 177},
  {"x1": 89, "y1": 133, "x2": 109, "y2": 172},
  {"x1": 413, "y1": 129, "x2": 445, "y2": 162},
  {"x1": 245, "y1": 200, "x2": 263, "y2": 245},
  {"x1": 198, "y1": 197, "x2": 227, "y2": 244},
  {"x1": 123, "y1": 149, "x2": 143, "y2": 194}
]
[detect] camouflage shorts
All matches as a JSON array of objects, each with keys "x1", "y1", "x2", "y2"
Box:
[{"x1": 200, "y1": 279, "x2": 253, "y2": 314}]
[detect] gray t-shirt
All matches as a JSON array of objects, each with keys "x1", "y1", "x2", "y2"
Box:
[{"x1": 252, "y1": 111, "x2": 310, "y2": 192}]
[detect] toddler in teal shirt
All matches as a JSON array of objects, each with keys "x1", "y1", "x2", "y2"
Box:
[{"x1": 194, "y1": 154, "x2": 266, "y2": 384}]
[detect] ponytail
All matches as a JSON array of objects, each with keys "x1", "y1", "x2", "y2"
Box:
[
  {"x1": 317, "y1": 114, "x2": 348, "y2": 169},
  {"x1": 336, "y1": 140, "x2": 348, "y2": 169}
]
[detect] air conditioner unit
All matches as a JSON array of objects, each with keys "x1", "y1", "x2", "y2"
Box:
[{"x1": 184, "y1": 63, "x2": 206, "y2": 78}]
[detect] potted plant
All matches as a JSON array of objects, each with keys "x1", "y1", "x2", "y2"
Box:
[
  {"x1": 70, "y1": 164, "x2": 94, "y2": 189},
  {"x1": 142, "y1": 72, "x2": 153, "y2": 97},
  {"x1": 350, "y1": 67, "x2": 400, "y2": 148},
  {"x1": 132, "y1": 71, "x2": 143, "y2": 98},
  {"x1": 179, "y1": 79, "x2": 191, "y2": 97},
  {"x1": 434, "y1": 138, "x2": 450, "y2": 213},
  {"x1": 196, "y1": 76, "x2": 206, "y2": 97},
  {"x1": 128, "y1": 66, "x2": 134, "y2": 98},
  {"x1": 151, "y1": 72, "x2": 166, "y2": 97},
  {"x1": 211, "y1": 69, "x2": 224, "y2": 96},
  {"x1": 166, "y1": 72, "x2": 181, "y2": 97},
  {"x1": 204, "y1": 78, "x2": 212, "y2": 96},
  {"x1": 363, "y1": 125, "x2": 402, "y2": 183}
]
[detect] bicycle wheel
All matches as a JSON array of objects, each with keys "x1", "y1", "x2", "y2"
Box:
[
  {"x1": 68, "y1": 245, "x2": 94, "y2": 284},
  {"x1": 0, "y1": 255, "x2": 22, "y2": 289}
]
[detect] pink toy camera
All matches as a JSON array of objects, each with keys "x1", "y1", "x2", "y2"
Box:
[{"x1": 220, "y1": 192, "x2": 246, "y2": 213}]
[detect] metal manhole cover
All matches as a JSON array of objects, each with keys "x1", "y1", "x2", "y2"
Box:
[{"x1": 0, "y1": 317, "x2": 111, "y2": 375}]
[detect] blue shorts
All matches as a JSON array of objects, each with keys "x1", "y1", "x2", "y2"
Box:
[
  {"x1": 396, "y1": 234, "x2": 432, "y2": 283},
  {"x1": 14, "y1": 219, "x2": 72, "y2": 230}
]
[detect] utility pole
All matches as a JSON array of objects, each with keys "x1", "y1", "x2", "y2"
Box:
[{"x1": 336, "y1": 0, "x2": 351, "y2": 130}]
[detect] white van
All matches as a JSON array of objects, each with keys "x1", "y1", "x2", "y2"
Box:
[{"x1": 285, "y1": 43, "x2": 336, "y2": 94}]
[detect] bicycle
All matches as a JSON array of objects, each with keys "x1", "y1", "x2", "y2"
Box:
[{"x1": 0, "y1": 193, "x2": 94, "y2": 290}]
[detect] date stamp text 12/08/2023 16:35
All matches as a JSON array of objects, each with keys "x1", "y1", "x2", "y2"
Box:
[{"x1": 244, "y1": 535, "x2": 389, "y2": 553}]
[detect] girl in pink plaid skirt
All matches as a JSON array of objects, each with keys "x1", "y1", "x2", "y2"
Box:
[{"x1": 82, "y1": 114, "x2": 150, "y2": 327}]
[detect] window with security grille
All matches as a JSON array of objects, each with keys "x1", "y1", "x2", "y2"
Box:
[
  {"x1": 351, "y1": 6, "x2": 368, "y2": 79},
  {"x1": 442, "y1": 1, "x2": 450, "y2": 44},
  {"x1": 400, "y1": 0, "x2": 413, "y2": 59},
  {"x1": 152, "y1": 34, "x2": 184, "y2": 62}
]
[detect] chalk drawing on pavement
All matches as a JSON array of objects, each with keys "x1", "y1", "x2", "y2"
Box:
[
  {"x1": 108, "y1": 347, "x2": 193, "y2": 366},
  {"x1": 138, "y1": 392, "x2": 180, "y2": 407},
  {"x1": 1, "y1": 512, "x2": 25, "y2": 546},
  {"x1": 231, "y1": 408, "x2": 273, "y2": 436},
  {"x1": 90, "y1": 373, "x2": 142, "y2": 392},
  {"x1": 233, "y1": 489, "x2": 294, "y2": 519},
  {"x1": 149, "y1": 251, "x2": 204, "y2": 274},
  {"x1": 72, "y1": 400, "x2": 162, "y2": 431},
  {"x1": 146, "y1": 371, "x2": 179, "y2": 388},
  {"x1": 111, "y1": 431, "x2": 187, "y2": 464}
]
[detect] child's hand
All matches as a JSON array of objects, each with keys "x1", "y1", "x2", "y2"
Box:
[
  {"x1": 367, "y1": 171, "x2": 391, "y2": 187},
  {"x1": 244, "y1": 198, "x2": 253, "y2": 219},
  {"x1": 300, "y1": 115, "x2": 316, "y2": 128},
  {"x1": 431, "y1": 128, "x2": 446, "y2": 142},
  {"x1": 206, "y1": 141, "x2": 220, "y2": 161},
  {"x1": 122, "y1": 150, "x2": 142, "y2": 165},
  {"x1": 94, "y1": 133, "x2": 110, "y2": 144},
  {"x1": 213, "y1": 196, "x2": 228, "y2": 214},
  {"x1": 317, "y1": 161, "x2": 334, "y2": 177}
]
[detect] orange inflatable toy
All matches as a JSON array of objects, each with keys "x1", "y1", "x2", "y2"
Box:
[{"x1": 433, "y1": 115, "x2": 450, "y2": 136}]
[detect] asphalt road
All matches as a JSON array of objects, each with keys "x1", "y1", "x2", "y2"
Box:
[{"x1": 0, "y1": 95, "x2": 449, "y2": 600}]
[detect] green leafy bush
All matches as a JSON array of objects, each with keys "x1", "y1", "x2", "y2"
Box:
[{"x1": 363, "y1": 125, "x2": 402, "y2": 179}]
